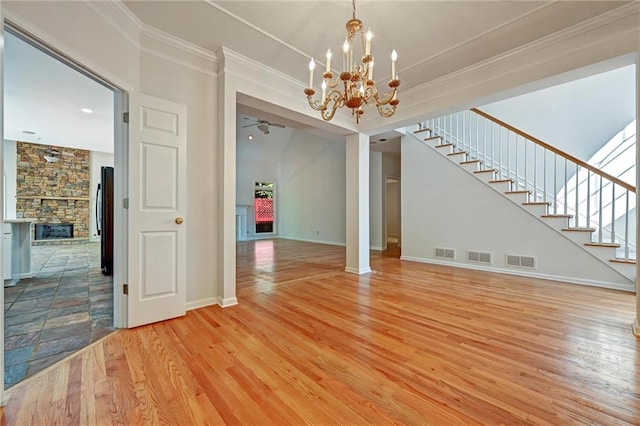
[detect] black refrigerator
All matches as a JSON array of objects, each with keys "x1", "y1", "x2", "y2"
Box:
[{"x1": 97, "y1": 166, "x2": 114, "y2": 276}]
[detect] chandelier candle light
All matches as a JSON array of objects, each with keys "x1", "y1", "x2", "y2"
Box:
[{"x1": 304, "y1": 0, "x2": 400, "y2": 124}]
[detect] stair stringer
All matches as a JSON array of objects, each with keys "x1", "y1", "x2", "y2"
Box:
[
  {"x1": 402, "y1": 133, "x2": 634, "y2": 290},
  {"x1": 417, "y1": 131, "x2": 635, "y2": 281}
]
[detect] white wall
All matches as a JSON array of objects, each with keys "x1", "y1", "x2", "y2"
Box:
[
  {"x1": 4, "y1": 1, "x2": 219, "y2": 308},
  {"x1": 89, "y1": 151, "x2": 114, "y2": 242},
  {"x1": 480, "y1": 65, "x2": 636, "y2": 162},
  {"x1": 3, "y1": 140, "x2": 16, "y2": 220},
  {"x1": 402, "y1": 135, "x2": 632, "y2": 289},
  {"x1": 277, "y1": 130, "x2": 346, "y2": 245}
]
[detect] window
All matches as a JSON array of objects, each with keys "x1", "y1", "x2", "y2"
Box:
[{"x1": 254, "y1": 181, "x2": 274, "y2": 234}]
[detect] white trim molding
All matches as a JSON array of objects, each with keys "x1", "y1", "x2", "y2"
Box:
[
  {"x1": 277, "y1": 236, "x2": 346, "y2": 247},
  {"x1": 401, "y1": 256, "x2": 635, "y2": 293},
  {"x1": 186, "y1": 298, "x2": 219, "y2": 311},
  {"x1": 345, "y1": 266, "x2": 372, "y2": 275},
  {"x1": 217, "y1": 296, "x2": 239, "y2": 308}
]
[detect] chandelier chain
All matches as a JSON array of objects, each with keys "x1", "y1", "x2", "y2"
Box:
[{"x1": 352, "y1": 0, "x2": 356, "y2": 19}]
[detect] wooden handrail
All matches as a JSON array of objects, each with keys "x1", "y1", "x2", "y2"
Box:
[{"x1": 471, "y1": 108, "x2": 636, "y2": 193}]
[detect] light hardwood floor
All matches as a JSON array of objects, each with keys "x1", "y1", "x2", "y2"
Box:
[{"x1": 3, "y1": 239, "x2": 639, "y2": 424}]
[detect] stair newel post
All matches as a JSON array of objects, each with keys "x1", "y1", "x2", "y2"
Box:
[{"x1": 586, "y1": 170, "x2": 591, "y2": 229}]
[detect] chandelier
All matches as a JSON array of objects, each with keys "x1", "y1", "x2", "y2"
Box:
[{"x1": 304, "y1": 0, "x2": 400, "y2": 124}]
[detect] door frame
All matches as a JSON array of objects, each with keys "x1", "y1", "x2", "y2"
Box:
[
  {"x1": 384, "y1": 175, "x2": 401, "y2": 250},
  {"x1": 2, "y1": 20, "x2": 129, "y2": 330}
]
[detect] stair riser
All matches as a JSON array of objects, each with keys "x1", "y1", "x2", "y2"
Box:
[
  {"x1": 522, "y1": 204, "x2": 549, "y2": 216},
  {"x1": 504, "y1": 192, "x2": 529, "y2": 203},
  {"x1": 583, "y1": 245, "x2": 619, "y2": 263},
  {"x1": 425, "y1": 139, "x2": 443, "y2": 149},
  {"x1": 434, "y1": 146, "x2": 453, "y2": 155},
  {"x1": 459, "y1": 162, "x2": 480, "y2": 172},
  {"x1": 541, "y1": 217, "x2": 570, "y2": 230},
  {"x1": 487, "y1": 181, "x2": 512, "y2": 193},
  {"x1": 474, "y1": 172, "x2": 497, "y2": 184},
  {"x1": 561, "y1": 231, "x2": 594, "y2": 245},
  {"x1": 447, "y1": 153, "x2": 467, "y2": 162}
]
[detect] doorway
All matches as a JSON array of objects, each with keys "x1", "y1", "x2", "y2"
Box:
[
  {"x1": 2, "y1": 23, "x2": 124, "y2": 388},
  {"x1": 386, "y1": 177, "x2": 400, "y2": 249}
]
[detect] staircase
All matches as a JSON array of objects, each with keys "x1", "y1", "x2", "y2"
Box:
[{"x1": 411, "y1": 108, "x2": 636, "y2": 283}]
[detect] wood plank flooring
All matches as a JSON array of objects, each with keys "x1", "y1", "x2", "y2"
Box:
[{"x1": 3, "y1": 239, "x2": 639, "y2": 424}]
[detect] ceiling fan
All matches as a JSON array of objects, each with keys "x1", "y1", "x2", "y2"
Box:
[{"x1": 242, "y1": 118, "x2": 285, "y2": 135}]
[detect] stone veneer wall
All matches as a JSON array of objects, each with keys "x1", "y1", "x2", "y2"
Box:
[{"x1": 16, "y1": 142, "x2": 91, "y2": 240}]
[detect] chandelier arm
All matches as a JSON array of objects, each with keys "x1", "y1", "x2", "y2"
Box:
[
  {"x1": 372, "y1": 87, "x2": 396, "y2": 105},
  {"x1": 376, "y1": 103, "x2": 398, "y2": 118}
]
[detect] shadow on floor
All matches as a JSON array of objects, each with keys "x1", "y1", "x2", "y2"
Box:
[{"x1": 4, "y1": 242, "x2": 114, "y2": 388}]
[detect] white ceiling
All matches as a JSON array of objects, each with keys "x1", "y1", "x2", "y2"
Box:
[
  {"x1": 3, "y1": 31, "x2": 115, "y2": 153},
  {"x1": 123, "y1": 1, "x2": 628, "y2": 92}
]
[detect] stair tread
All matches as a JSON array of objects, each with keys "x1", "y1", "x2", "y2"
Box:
[
  {"x1": 460, "y1": 159, "x2": 481, "y2": 164},
  {"x1": 435, "y1": 143, "x2": 453, "y2": 148},
  {"x1": 473, "y1": 169, "x2": 496, "y2": 174},
  {"x1": 505, "y1": 190, "x2": 529, "y2": 194},
  {"x1": 447, "y1": 151, "x2": 466, "y2": 156},
  {"x1": 414, "y1": 128, "x2": 431, "y2": 134},
  {"x1": 541, "y1": 214, "x2": 573, "y2": 218},
  {"x1": 585, "y1": 242, "x2": 621, "y2": 248},
  {"x1": 424, "y1": 135, "x2": 441, "y2": 142},
  {"x1": 523, "y1": 202, "x2": 551, "y2": 206},
  {"x1": 609, "y1": 258, "x2": 636, "y2": 264},
  {"x1": 561, "y1": 228, "x2": 596, "y2": 232},
  {"x1": 490, "y1": 179, "x2": 514, "y2": 184}
]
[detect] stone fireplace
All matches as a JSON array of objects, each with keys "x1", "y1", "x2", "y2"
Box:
[{"x1": 16, "y1": 142, "x2": 90, "y2": 243}]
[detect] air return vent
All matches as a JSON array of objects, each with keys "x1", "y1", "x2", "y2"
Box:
[
  {"x1": 434, "y1": 247, "x2": 455, "y2": 260},
  {"x1": 467, "y1": 251, "x2": 492, "y2": 264},
  {"x1": 506, "y1": 254, "x2": 536, "y2": 269}
]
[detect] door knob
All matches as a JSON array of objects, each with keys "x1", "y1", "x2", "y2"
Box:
[{"x1": 175, "y1": 217, "x2": 184, "y2": 225}]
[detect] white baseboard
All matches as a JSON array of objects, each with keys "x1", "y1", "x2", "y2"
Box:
[
  {"x1": 217, "y1": 296, "x2": 238, "y2": 307},
  {"x1": 277, "y1": 236, "x2": 346, "y2": 247},
  {"x1": 186, "y1": 297, "x2": 218, "y2": 311},
  {"x1": 345, "y1": 266, "x2": 372, "y2": 275},
  {"x1": 370, "y1": 245, "x2": 384, "y2": 251},
  {"x1": 400, "y1": 255, "x2": 635, "y2": 292}
]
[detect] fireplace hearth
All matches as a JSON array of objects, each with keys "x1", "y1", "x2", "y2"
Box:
[{"x1": 35, "y1": 223, "x2": 74, "y2": 240}]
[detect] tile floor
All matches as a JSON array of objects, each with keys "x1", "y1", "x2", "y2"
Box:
[{"x1": 4, "y1": 242, "x2": 114, "y2": 388}]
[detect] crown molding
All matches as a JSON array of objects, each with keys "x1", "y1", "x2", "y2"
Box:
[
  {"x1": 358, "y1": 2, "x2": 640, "y2": 132},
  {"x1": 410, "y1": 2, "x2": 640, "y2": 97},
  {"x1": 400, "y1": 2, "x2": 556, "y2": 78},
  {"x1": 82, "y1": 0, "x2": 141, "y2": 49},
  {"x1": 203, "y1": 0, "x2": 310, "y2": 61},
  {"x1": 141, "y1": 22, "x2": 218, "y2": 65},
  {"x1": 85, "y1": 0, "x2": 218, "y2": 77},
  {"x1": 219, "y1": 47, "x2": 304, "y2": 89}
]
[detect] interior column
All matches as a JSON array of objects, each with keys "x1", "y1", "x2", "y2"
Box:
[
  {"x1": 345, "y1": 133, "x2": 371, "y2": 274},
  {"x1": 218, "y1": 61, "x2": 238, "y2": 307},
  {"x1": 635, "y1": 54, "x2": 639, "y2": 336}
]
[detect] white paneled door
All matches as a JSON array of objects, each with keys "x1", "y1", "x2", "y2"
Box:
[{"x1": 128, "y1": 93, "x2": 187, "y2": 328}]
